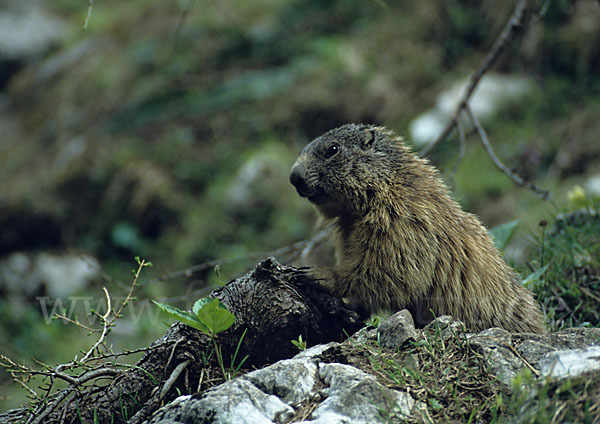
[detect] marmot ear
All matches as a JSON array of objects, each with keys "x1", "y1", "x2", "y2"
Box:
[{"x1": 362, "y1": 129, "x2": 376, "y2": 149}]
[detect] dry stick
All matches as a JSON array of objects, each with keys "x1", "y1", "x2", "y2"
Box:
[
  {"x1": 128, "y1": 359, "x2": 192, "y2": 424},
  {"x1": 29, "y1": 388, "x2": 76, "y2": 424},
  {"x1": 52, "y1": 314, "x2": 97, "y2": 333},
  {"x1": 140, "y1": 236, "x2": 316, "y2": 287},
  {"x1": 448, "y1": 115, "x2": 467, "y2": 188},
  {"x1": 464, "y1": 105, "x2": 550, "y2": 199},
  {"x1": 159, "y1": 360, "x2": 191, "y2": 400},
  {"x1": 76, "y1": 262, "x2": 145, "y2": 363},
  {"x1": 26, "y1": 286, "x2": 112, "y2": 423},
  {"x1": 1, "y1": 355, "x2": 39, "y2": 399},
  {"x1": 29, "y1": 368, "x2": 122, "y2": 388},
  {"x1": 173, "y1": 0, "x2": 197, "y2": 48},
  {"x1": 502, "y1": 342, "x2": 540, "y2": 377},
  {"x1": 79, "y1": 287, "x2": 112, "y2": 364},
  {"x1": 27, "y1": 261, "x2": 147, "y2": 422},
  {"x1": 83, "y1": 0, "x2": 94, "y2": 31},
  {"x1": 419, "y1": 0, "x2": 532, "y2": 158},
  {"x1": 165, "y1": 337, "x2": 186, "y2": 372}
]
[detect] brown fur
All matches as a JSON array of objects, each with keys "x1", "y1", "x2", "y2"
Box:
[{"x1": 290, "y1": 124, "x2": 545, "y2": 333}]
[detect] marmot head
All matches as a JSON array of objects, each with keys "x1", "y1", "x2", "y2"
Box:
[{"x1": 290, "y1": 123, "x2": 411, "y2": 218}]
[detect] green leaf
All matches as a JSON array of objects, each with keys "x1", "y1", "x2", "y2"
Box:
[
  {"x1": 152, "y1": 300, "x2": 210, "y2": 334},
  {"x1": 489, "y1": 220, "x2": 519, "y2": 251},
  {"x1": 521, "y1": 263, "x2": 551, "y2": 287},
  {"x1": 195, "y1": 298, "x2": 236, "y2": 335},
  {"x1": 291, "y1": 335, "x2": 306, "y2": 351},
  {"x1": 192, "y1": 297, "x2": 212, "y2": 316}
]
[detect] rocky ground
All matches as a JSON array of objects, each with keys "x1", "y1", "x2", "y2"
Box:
[{"x1": 148, "y1": 312, "x2": 600, "y2": 423}]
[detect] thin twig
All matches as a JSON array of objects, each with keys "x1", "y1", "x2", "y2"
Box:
[
  {"x1": 83, "y1": 0, "x2": 94, "y2": 31},
  {"x1": 79, "y1": 287, "x2": 112, "y2": 364},
  {"x1": 165, "y1": 337, "x2": 186, "y2": 373},
  {"x1": 127, "y1": 358, "x2": 189, "y2": 424},
  {"x1": 26, "y1": 367, "x2": 121, "y2": 387},
  {"x1": 53, "y1": 314, "x2": 97, "y2": 333},
  {"x1": 448, "y1": 115, "x2": 467, "y2": 189},
  {"x1": 1, "y1": 355, "x2": 40, "y2": 399},
  {"x1": 419, "y1": 0, "x2": 532, "y2": 157},
  {"x1": 8, "y1": 259, "x2": 152, "y2": 423},
  {"x1": 502, "y1": 342, "x2": 540, "y2": 377},
  {"x1": 140, "y1": 238, "x2": 312, "y2": 287},
  {"x1": 464, "y1": 105, "x2": 550, "y2": 199},
  {"x1": 172, "y1": 0, "x2": 197, "y2": 49},
  {"x1": 29, "y1": 387, "x2": 76, "y2": 424},
  {"x1": 159, "y1": 360, "x2": 191, "y2": 400},
  {"x1": 77, "y1": 261, "x2": 144, "y2": 364},
  {"x1": 86, "y1": 341, "x2": 174, "y2": 362}
]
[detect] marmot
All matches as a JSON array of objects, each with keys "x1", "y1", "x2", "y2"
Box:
[{"x1": 289, "y1": 124, "x2": 545, "y2": 333}]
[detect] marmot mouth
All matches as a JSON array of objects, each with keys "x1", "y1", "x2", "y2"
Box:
[
  {"x1": 306, "y1": 191, "x2": 328, "y2": 205},
  {"x1": 293, "y1": 185, "x2": 326, "y2": 204}
]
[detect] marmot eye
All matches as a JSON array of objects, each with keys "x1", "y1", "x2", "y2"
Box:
[{"x1": 325, "y1": 144, "x2": 340, "y2": 159}]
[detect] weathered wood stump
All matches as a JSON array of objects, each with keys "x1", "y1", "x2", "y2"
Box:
[{"x1": 1, "y1": 258, "x2": 362, "y2": 424}]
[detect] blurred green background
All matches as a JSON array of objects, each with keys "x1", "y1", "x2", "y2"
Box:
[{"x1": 1, "y1": 0, "x2": 599, "y2": 411}]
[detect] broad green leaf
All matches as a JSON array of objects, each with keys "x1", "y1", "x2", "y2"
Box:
[
  {"x1": 521, "y1": 263, "x2": 551, "y2": 287},
  {"x1": 489, "y1": 220, "x2": 519, "y2": 251},
  {"x1": 195, "y1": 298, "x2": 236, "y2": 335},
  {"x1": 192, "y1": 297, "x2": 212, "y2": 316},
  {"x1": 152, "y1": 300, "x2": 210, "y2": 334}
]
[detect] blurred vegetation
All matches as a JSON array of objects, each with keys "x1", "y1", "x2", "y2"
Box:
[
  {"x1": 531, "y1": 193, "x2": 600, "y2": 331},
  {"x1": 1, "y1": 0, "x2": 600, "y2": 412}
]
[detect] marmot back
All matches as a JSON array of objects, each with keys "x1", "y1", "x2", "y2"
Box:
[{"x1": 290, "y1": 123, "x2": 545, "y2": 333}]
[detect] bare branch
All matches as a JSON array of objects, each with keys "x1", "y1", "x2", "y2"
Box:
[
  {"x1": 159, "y1": 360, "x2": 191, "y2": 400},
  {"x1": 419, "y1": 0, "x2": 532, "y2": 157},
  {"x1": 83, "y1": 0, "x2": 94, "y2": 31},
  {"x1": 52, "y1": 314, "x2": 97, "y2": 333},
  {"x1": 30, "y1": 388, "x2": 75, "y2": 424},
  {"x1": 77, "y1": 287, "x2": 111, "y2": 364},
  {"x1": 173, "y1": 0, "x2": 197, "y2": 48},
  {"x1": 448, "y1": 114, "x2": 467, "y2": 188},
  {"x1": 139, "y1": 237, "x2": 314, "y2": 287},
  {"x1": 463, "y1": 105, "x2": 550, "y2": 200}
]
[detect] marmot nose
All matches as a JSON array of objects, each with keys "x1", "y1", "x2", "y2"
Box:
[{"x1": 290, "y1": 167, "x2": 310, "y2": 197}]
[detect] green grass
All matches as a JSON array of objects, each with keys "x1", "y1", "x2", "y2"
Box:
[
  {"x1": 343, "y1": 314, "x2": 600, "y2": 423},
  {"x1": 346, "y1": 321, "x2": 501, "y2": 423},
  {"x1": 529, "y1": 195, "x2": 600, "y2": 331},
  {"x1": 493, "y1": 369, "x2": 600, "y2": 423}
]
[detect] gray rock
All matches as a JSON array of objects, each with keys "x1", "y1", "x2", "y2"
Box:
[
  {"x1": 293, "y1": 342, "x2": 339, "y2": 360},
  {"x1": 147, "y1": 353, "x2": 426, "y2": 424},
  {"x1": 409, "y1": 73, "x2": 534, "y2": 146},
  {"x1": 35, "y1": 252, "x2": 100, "y2": 298},
  {"x1": 424, "y1": 315, "x2": 455, "y2": 329},
  {"x1": 244, "y1": 358, "x2": 319, "y2": 405},
  {"x1": 149, "y1": 379, "x2": 295, "y2": 424},
  {"x1": 0, "y1": 0, "x2": 67, "y2": 60},
  {"x1": 469, "y1": 325, "x2": 600, "y2": 385},
  {"x1": 378, "y1": 309, "x2": 417, "y2": 350},
  {"x1": 0, "y1": 251, "x2": 100, "y2": 298},
  {"x1": 425, "y1": 315, "x2": 467, "y2": 338},
  {"x1": 147, "y1": 316, "x2": 600, "y2": 423},
  {"x1": 226, "y1": 147, "x2": 293, "y2": 211},
  {"x1": 585, "y1": 174, "x2": 600, "y2": 197},
  {"x1": 349, "y1": 325, "x2": 378, "y2": 345},
  {"x1": 540, "y1": 346, "x2": 600, "y2": 379},
  {"x1": 307, "y1": 363, "x2": 424, "y2": 424},
  {"x1": 469, "y1": 328, "x2": 524, "y2": 384}
]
